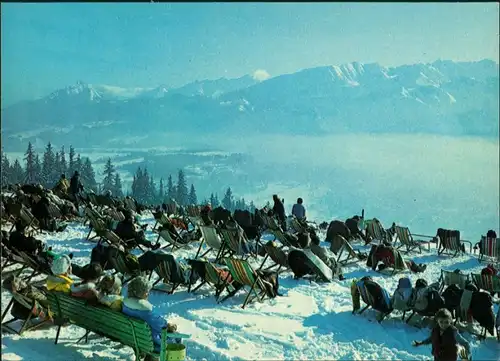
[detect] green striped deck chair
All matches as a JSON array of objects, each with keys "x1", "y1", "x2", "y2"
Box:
[
  {"x1": 471, "y1": 273, "x2": 500, "y2": 295},
  {"x1": 219, "y1": 228, "x2": 253, "y2": 258},
  {"x1": 394, "y1": 226, "x2": 426, "y2": 253},
  {"x1": 478, "y1": 236, "x2": 500, "y2": 263},
  {"x1": 259, "y1": 241, "x2": 289, "y2": 273},
  {"x1": 222, "y1": 258, "x2": 271, "y2": 309},
  {"x1": 330, "y1": 235, "x2": 359, "y2": 266},
  {"x1": 438, "y1": 270, "x2": 470, "y2": 292},
  {"x1": 188, "y1": 259, "x2": 240, "y2": 301},
  {"x1": 151, "y1": 255, "x2": 189, "y2": 294}
]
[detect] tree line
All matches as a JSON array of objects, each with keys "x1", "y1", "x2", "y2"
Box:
[{"x1": 1, "y1": 142, "x2": 258, "y2": 212}]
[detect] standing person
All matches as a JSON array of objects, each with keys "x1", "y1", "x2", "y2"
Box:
[
  {"x1": 70, "y1": 171, "x2": 84, "y2": 207},
  {"x1": 412, "y1": 308, "x2": 471, "y2": 361},
  {"x1": 53, "y1": 174, "x2": 70, "y2": 197},
  {"x1": 291, "y1": 198, "x2": 306, "y2": 221},
  {"x1": 272, "y1": 194, "x2": 286, "y2": 231}
]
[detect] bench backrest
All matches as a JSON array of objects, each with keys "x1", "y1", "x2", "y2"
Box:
[{"x1": 46, "y1": 292, "x2": 155, "y2": 354}]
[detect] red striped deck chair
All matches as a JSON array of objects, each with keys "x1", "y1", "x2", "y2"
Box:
[
  {"x1": 478, "y1": 236, "x2": 500, "y2": 263},
  {"x1": 471, "y1": 273, "x2": 500, "y2": 295}
]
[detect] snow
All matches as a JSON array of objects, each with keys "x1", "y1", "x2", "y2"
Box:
[{"x1": 2, "y1": 213, "x2": 499, "y2": 361}]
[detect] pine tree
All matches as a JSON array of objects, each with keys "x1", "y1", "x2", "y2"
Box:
[
  {"x1": 102, "y1": 158, "x2": 115, "y2": 194},
  {"x1": 68, "y1": 146, "x2": 76, "y2": 174},
  {"x1": 213, "y1": 193, "x2": 220, "y2": 207},
  {"x1": 24, "y1": 142, "x2": 37, "y2": 184},
  {"x1": 249, "y1": 201, "x2": 256, "y2": 212},
  {"x1": 222, "y1": 187, "x2": 233, "y2": 211},
  {"x1": 11, "y1": 159, "x2": 24, "y2": 184},
  {"x1": 41, "y1": 142, "x2": 55, "y2": 187},
  {"x1": 81, "y1": 157, "x2": 98, "y2": 192},
  {"x1": 188, "y1": 184, "x2": 198, "y2": 205},
  {"x1": 114, "y1": 173, "x2": 124, "y2": 198},
  {"x1": 158, "y1": 178, "x2": 165, "y2": 203},
  {"x1": 209, "y1": 193, "x2": 216, "y2": 206},
  {"x1": 74, "y1": 154, "x2": 82, "y2": 175},
  {"x1": 60, "y1": 146, "x2": 67, "y2": 176},
  {"x1": 54, "y1": 151, "x2": 61, "y2": 180},
  {"x1": 176, "y1": 169, "x2": 189, "y2": 206},
  {"x1": 1, "y1": 150, "x2": 11, "y2": 187},
  {"x1": 132, "y1": 167, "x2": 146, "y2": 203},
  {"x1": 166, "y1": 175, "x2": 175, "y2": 202},
  {"x1": 33, "y1": 154, "x2": 42, "y2": 185},
  {"x1": 148, "y1": 175, "x2": 156, "y2": 204}
]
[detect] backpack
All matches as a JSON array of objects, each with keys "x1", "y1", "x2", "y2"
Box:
[
  {"x1": 392, "y1": 277, "x2": 413, "y2": 312},
  {"x1": 412, "y1": 283, "x2": 444, "y2": 315}
]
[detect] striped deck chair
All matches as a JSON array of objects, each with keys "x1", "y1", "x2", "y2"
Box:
[
  {"x1": 330, "y1": 235, "x2": 360, "y2": 266},
  {"x1": 438, "y1": 270, "x2": 470, "y2": 292},
  {"x1": 219, "y1": 225, "x2": 258, "y2": 259},
  {"x1": 86, "y1": 215, "x2": 109, "y2": 241},
  {"x1": 436, "y1": 229, "x2": 472, "y2": 257},
  {"x1": 103, "y1": 207, "x2": 125, "y2": 223},
  {"x1": 1, "y1": 291, "x2": 51, "y2": 335},
  {"x1": 471, "y1": 273, "x2": 500, "y2": 295},
  {"x1": 222, "y1": 258, "x2": 272, "y2": 309},
  {"x1": 187, "y1": 259, "x2": 240, "y2": 301},
  {"x1": 394, "y1": 226, "x2": 430, "y2": 253},
  {"x1": 166, "y1": 203, "x2": 177, "y2": 216},
  {"x1": 109, "y1": 251, "x2": 141, "y2": 284},
  {"x1": 478, "y1": 236, "x2": 500, "y2": 263},
  {"x1": 365, "y1": 219, "x2": 390, "y2": 244},
  {"x1": 152, "y1": 212, "x2": 170, "y2": 232},
  {"x1": 268, "y1": 227, "x2": 297, "y2": 248},
  {"x1": 353, "y1": 279, "x2": 393, "y2": 322},
  {"x1": 186, "y1": 205, "x2": 202, "y2": 227},
  {"x1": 19, "y1": 207, "x2": 40, "y2": 235},
  {"x1": 290, "y1": 216, "x2": 307, "y2": 234},
  {"x1": 194, "y1": 225, "x2": 226, "y2": 261},
  {"x1": 155, "y1": 229, "x2": 185, "y2": 252},
  {"x1": 47, "y1": 203, "x2": 63, "y2": 220},
  {"x1": 151, "y1": 255, "x2": 190, "y2": 294},
  {"x1": 259, "y1": 241, "x2": 289, "y2": 273}
]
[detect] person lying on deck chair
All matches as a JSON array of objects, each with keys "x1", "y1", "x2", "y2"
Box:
[
  {"x1": 122, "y1": 276, "x2": 181, "y2": 360},
  {"x1": 367, "y1": 241, "x2": 427, "y2": 273},
  {"x1": 115, "y1": 210, "x2": 159, "y2": 250}
]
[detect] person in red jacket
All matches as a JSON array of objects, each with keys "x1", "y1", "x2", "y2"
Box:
[{"x1": 413, "y1": 308, "x2": 471, "y2": 361}]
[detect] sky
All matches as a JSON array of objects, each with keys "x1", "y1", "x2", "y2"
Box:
[{"x1": 1, "y1": 2, "x2": 499, "y2": 106}]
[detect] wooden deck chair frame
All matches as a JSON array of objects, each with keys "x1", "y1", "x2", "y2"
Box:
[
  {"x1": 259, "y1": 241, "x2": 289, "y2": 273},
  {"x1": 194, "y1": 225, "x2": 226, "y2": 261},
  {"x1": 86, "y1": 216, "x2": 109, "y2": 241},
  {"x1": 188, "y1": 260, "x2": 240, "y2": 302},
  {"x1": 478, "y1": 236, "x2": 500, "y2": 263},
  {"x1": 365, "y1": 220, "x2": 389, "y2": 245},
  {"x1": 18, "y1": 207, "x2": 41, "y2": 236},
  {"x1": 221, "y1": 258, "x2": 271, "y2": 309},
  {"x1": 152, "y1": 212, "x2": 170, "y2": 232},
  {"x1": 154, "y1": 229, "x2": 187, "y2": 252},
  {"x1": 394, "y1": 226, "x2": 428, "y2": 254},
  {"x1": 150, "y1": 259, "x2": 187, "y2": 294},
  {"x1": 355, "y1": 282, "x2": 391, "y2": 323},
  {"x1": 471, "y1": 273, "x2": 500, "y2": 295},
  {"x1": 290, "y1": 216, "x2": 307, "y2": 234},
  {"x1": 332, "y1": 235, "x2": 360, "y2": 266},
  {"x1": 437, "y1": 233, "x2": 472, "y2": 257},
  {"x1": 47, "y1": 203, "x2": 63, "y2": 220},
  {"x1": 110, "y1": 252, "x2": 141, "y2": 285},
  {"x1": 438, "y1": 270, "x2": 470, "y2": 292},
  {"x1": 1, "y1": 291, "x2": 51, "y2": 335},
  {"x1": 219, "y1": 228, "x2": 255, "y2": 259},
  {"x1": 268, "y1": 227, "x2": 296, "y2": 248}
]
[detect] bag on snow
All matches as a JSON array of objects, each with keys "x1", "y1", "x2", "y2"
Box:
[{"x1": 392, "y1": 277, "x2": 413, "y2": 312}]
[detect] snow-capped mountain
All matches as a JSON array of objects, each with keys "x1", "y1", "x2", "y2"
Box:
[{"x1": 2, "y1": 60, "x2": 498, "y2": 151}]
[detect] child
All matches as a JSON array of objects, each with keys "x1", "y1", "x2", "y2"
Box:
[
  {"x1": 46, "y1": 255, "x2": 73, "y2": 293},
  {"x1": 122, "y1": 276, "x2": 180, "y2": 353},
  {"x1": 97, "y1": 274, "x2": 124, "y2": 311},
  {"x1": 413, "y1": 308, "x2": 471, "y2": 361},
  {"x1": 70, "y1": 263, "x2": 102, "y2": 301}
]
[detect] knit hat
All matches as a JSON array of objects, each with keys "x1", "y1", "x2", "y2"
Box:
[
  {"x1": 127, "y1": 276, "x2": 150, "y2": 298},
  {"x1": 50, "y1": 255, "x2": 72, "y2": 275}
]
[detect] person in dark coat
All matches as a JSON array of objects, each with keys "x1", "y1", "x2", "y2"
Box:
[
  {"x1": 115, "y1": 210, "x2": 158, "y2": 250},
  {"x1": 70, "y1": 171, "x2": 84, "y2": 206},
  {"x1": 325, "y1": 220, "x2": 351, "y2": 243},
  {"x1": 272, "y1": 194, "x2": 286, "y2": 231}
]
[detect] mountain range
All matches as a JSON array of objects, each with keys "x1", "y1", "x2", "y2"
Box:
[{"x1": 2, "y1": 59, "x2": 498, "y2": 151}]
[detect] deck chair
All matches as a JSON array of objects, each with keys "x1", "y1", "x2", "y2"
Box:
[
  {"x1": 123, "y1": 198, "x2": 137, "y2": 212},
  {"x1": 259, "y1": 241, "x2": 289, "y2": 273},
  {"x1": 221, "y1": 258, "x2": 272, "y2": 309},
  {"x1": 353, "y1": 279, "x2": 393, "y2": 323},
  {"x1": 186, "y1": 205, "x2": 202, "y2": 227},
  {"x1": 150, "y1": 254, "x2": 191, "y2": 294},
  {"x1": 477, "y1": 236, "x2": 500, "y2": 263},
  {"x1": 330, "y1": 235, "x2": 360, "y2": 266},
  {"x1": 394, "y1": 226, "x2": 430, "y2": 253},
  {"x1": 109, "y1": 251, "x2": 141, "y2": 285},
  {"x1": 187, "y1": 259, "x2": 241, "y2": 301},
  {"x1": 166, "y1": 203, "x2": 177, "y2": 216},
  {"x1": 86, "y1": 216, "x2": 111, "y2": 241},
  {"x1": 18, "y1": 207, "x2": 40, "y2": 235},
  {"x1": 155, "y1": 228, "x2": 190, "y2": 252},
  {"x1": 219, "y1": 227, "x2": 256, "y2": 259},
  {"x1": 152, "y1": 212, "x2": 170, "y2": 232},
  {"x1": 103, "y1": 207, "x2": 125, "y2": 223},
  {"x1": 438, "y1": 270, "x2": 470, "y2": 292},
  {"x1": 288, "y1": 248, "x2": 333, "y2": 282},
  {"x1": 47, "y1": 203, "x2": 63, "y2": 220},
  {"x1": 436, "y1": 229, "x2": 472, "y2": 257},
  {"x1": 471, "y1": 273, "x2": 500, "y2": 295},
  {"x1": 268, "y1": 227, "x2": 298, "y2": 248},
  {"x1": 194, "y1": 225, "x2": 226, "y2": 261},
  {"x1": 365, "y1": 219, "x2": 390, "y2": 244},
  {"x1": 1, "y1": 291, "x2": 51, "y2": 335},
  {"x1": 290, "y1": 216, "x2": 307, "y2": 234}
]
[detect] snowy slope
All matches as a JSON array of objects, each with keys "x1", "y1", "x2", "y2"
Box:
[{"x1": 2, "y1": 213, "x2": 499, "y2": 361}]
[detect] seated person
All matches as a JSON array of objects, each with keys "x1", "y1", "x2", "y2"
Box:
[
  {"x1": 97, "y1": 274, "x2": 124, "y2": 311},
  {"x1": 3, "y1": 275, "x2": 49, "y2": 321},
  {"x1": 115, "y1": 210, "x2": 159, "y2": 250},
  {"x1": 70, "y1": 263, "x2": 103, "y2": 302},
  {"x1": 46, "y1": 255, "x2": 74, "y2": 293},
  {"x1": 122, "y1": 276, "x2": 181, "y2": 353}
]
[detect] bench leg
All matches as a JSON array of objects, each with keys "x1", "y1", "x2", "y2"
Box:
[
  {"x1": 54, "y1": 325, "x2": 62, "y2": 344},
  {"x1": 76, "y1": 330, "x2": 90, "y2": 344}
]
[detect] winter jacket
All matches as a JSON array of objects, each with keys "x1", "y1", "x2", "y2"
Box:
[
  {"x1": 291, "y1": 203, "x2": 306, "y2": 220},
  {"x1": 272, "y1": 199, "x2": 286, "y2": 222},
  {"x1": 46, "y1": 274, "x2": 73, "y2": 293},
  {"x1": 99, "y1": 294, "x2": 123, "y2": 311},
  {"x1": 420, "y1": 326, "x2": 470, "y2": 361},
  {"x1": 70, "y1": 282, "x2": 99, "y2": 301},
  {"x1": 70, "y1": 175, "x2": 83, "y2": 195},
  {"x1": 122, "y1": 297, "x2": 168, "y2": 351},
  {"x1": 54, "y1": 178, "x2": 70, "y2": 195}
]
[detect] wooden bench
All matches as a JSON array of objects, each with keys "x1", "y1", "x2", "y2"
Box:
[{"x1": 46, "y1": 292, "x2": 189, "y2": 360}]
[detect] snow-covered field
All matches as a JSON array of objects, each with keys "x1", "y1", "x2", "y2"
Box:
[{"x1": 2, "y1": 213, "x2": 499, "y2": 361}]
